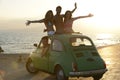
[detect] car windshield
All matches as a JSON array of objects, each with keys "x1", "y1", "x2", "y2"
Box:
[{"x1": 70, "y1": 37, "x2": 93, "y2": 47}]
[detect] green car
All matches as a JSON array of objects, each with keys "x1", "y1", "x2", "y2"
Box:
[{"x1": 26, "y1": 33, "x2": 107, "y2": 80}]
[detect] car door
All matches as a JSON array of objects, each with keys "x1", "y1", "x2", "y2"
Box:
[{"x1": 48, "y1": 39, "x2": 66, "y2": 73}]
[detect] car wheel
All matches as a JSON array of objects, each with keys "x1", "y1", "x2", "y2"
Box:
[
  {"x1": 55, "y1": 66, "x2": 68, "y2": 80},
  {"x1": 26, "y1": 58, "x2": 38, "y2": 73},
  {"x1": 93, "y1": 74, "x2": 103, "y2": 80}
]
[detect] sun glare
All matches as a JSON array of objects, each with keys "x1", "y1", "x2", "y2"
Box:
[
  {"x1": 96, "y1": 0, "x2": 119, "y2": 27},
  {"x1": 96, "y1": 34, "x2": 112, "y2": 39},
  {"x1": 0, "y1": 0, "x2": 120, "y2": 32},
  {"x1": 75, "y1": 0, "x2": 120, "y2": 31}
]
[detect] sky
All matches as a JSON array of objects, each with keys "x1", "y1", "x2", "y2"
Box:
[{"x1": 0, "y1": 0, "x2": 120, "y2": 35}]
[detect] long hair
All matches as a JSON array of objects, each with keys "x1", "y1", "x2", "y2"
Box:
[
  {"x1": 64, "y1": 10, "x2": 72, "y2": 19},
  {"x1": 64, "y1": 10, "x2": 72, "y2": 23},
  {"x1": 45, "y1": 10, "x2": 53, "y2": 19},
  {"x1": 44, "y1": 10, "x2": 54, "y2": 23}
]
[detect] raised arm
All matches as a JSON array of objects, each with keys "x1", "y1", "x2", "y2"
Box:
[
  {"x1": 73, "y1": 13, "x2": 93, "y2": 20},
  {"x1": 26, "y1": 19, "x2": 44, "y2": 26},
  {"x1": 71, "y1": 3, "x2": 77, "y2": 13}
]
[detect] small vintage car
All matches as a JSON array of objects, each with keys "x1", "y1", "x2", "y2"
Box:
[{"x1": 26, "y1": 33, "x2": 107, "y2": 80}]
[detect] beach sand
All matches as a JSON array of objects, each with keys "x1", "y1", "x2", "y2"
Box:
[{"x1": 0, "y1": 44, "x2": 120, "y2": 80}]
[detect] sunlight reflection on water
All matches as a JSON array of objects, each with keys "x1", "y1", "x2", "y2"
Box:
[{"x1": 95, "y1": 33, "x2": 120, "y2": 47}]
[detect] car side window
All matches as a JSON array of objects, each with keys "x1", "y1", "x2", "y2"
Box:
[{"x1": 52, "y1": 39, "x2": 64, "y2": 51}]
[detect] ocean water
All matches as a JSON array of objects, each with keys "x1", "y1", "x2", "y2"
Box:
[
  {"x1": 0, "y1": 30, "x2": 120, "y2": 54},
  {"x1": 0, "y1": 29, "x2": 45, "y2": 54}
]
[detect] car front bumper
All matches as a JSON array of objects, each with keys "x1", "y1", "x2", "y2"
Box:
[{"x1": 69, "y1": 69, "x2": 107, "y2": 77}]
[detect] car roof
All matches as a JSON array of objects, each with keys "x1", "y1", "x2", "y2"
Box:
[{"x1": 49, "y1": 33, "x2": 92, "y2": 42}]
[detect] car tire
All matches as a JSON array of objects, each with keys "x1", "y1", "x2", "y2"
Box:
[
  {"x1": 93, "y1": 74, "x2": 103, "y2": 80},
  {"x1": 55, "y1": 66, "x2": 68, "y2": 80},
  {"x1": 26, "y1": 58, "x2": 38, "y2": 73}
]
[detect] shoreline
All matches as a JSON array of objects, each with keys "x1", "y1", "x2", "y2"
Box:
[
  {"x1": 97, "y1": 43, "x2": 120, "y2": 49},
  {"x1": 0, "y1": 53, "x2": 29, "y2": 57},
  {"x1": 0, "y1": 43, "x2": 119, "y2": 62}
]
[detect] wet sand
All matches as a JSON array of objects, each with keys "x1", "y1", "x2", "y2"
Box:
[
  {"x1": 98, "y1": 44, "x2": 120, "y2": 80},
  {"x1": 0, "y1": 44, "x2": 120, "y2": 80}
]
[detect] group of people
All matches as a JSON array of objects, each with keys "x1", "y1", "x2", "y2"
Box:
[{"x1": 26, "y1": 3, "x2": 93, "y2": 36}]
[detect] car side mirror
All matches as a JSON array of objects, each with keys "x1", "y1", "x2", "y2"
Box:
[{"x1": 33, "y1": 43, "x2": 38, "y2": 47}]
